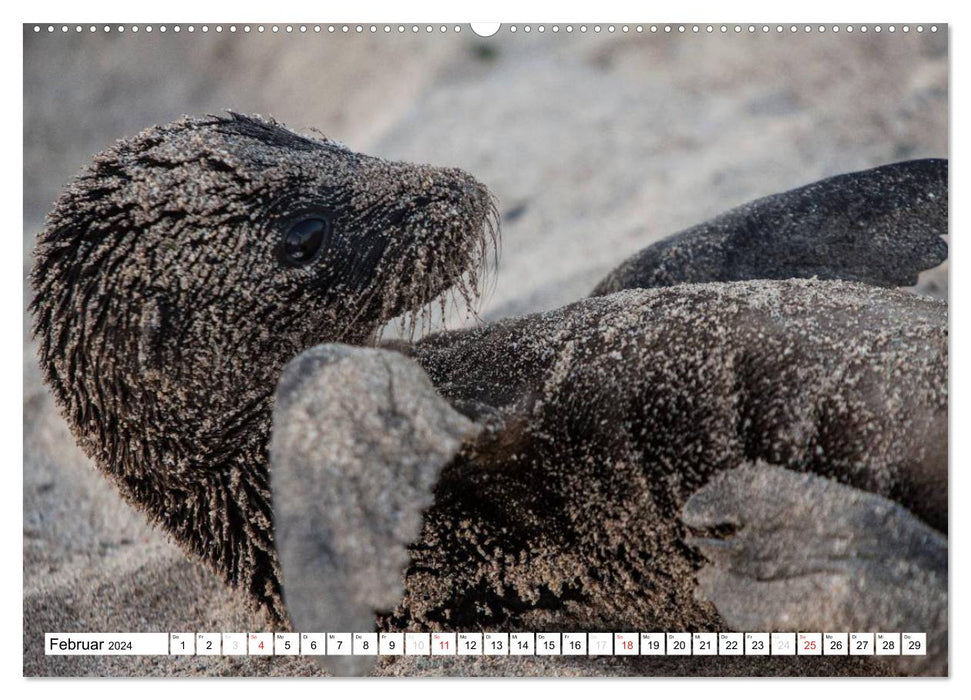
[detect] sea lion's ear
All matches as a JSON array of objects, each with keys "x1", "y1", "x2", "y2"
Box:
[{"x1": 137, "y1": 297, "x2": 167, "y2": 379}]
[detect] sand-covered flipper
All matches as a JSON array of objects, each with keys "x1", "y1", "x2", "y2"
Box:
[
  {"x1": 270, "y1": 345, "x2": 479, "y2": 676},
  {"x1": 682, "y1": 462, "x2": 947, "y2": 676},
  {"x1": 592, "y1": 159, "x2": 947, "y2": 296}
]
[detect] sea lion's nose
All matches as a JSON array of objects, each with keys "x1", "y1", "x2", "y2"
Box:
[{"x1": 437, "y1": 167, "x2": 491, "y2": 212}]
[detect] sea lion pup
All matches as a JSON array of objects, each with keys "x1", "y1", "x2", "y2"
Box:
[
  {"x1": 33, "y1": 114, "x2": 946, "y2": 674},
  {"x1": 31, "y1": 113, "x2": 497, "y2": 618}
]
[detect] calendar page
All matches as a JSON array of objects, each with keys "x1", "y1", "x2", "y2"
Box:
[{"x1": 22, "y1": 7, "x2": 949, "y2": 680}]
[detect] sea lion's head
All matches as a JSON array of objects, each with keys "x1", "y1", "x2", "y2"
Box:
[{"x1": 30, "y1": 113, "x2": 498, "y2": 617}]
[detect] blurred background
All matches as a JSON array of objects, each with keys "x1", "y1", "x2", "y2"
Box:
[{"x1": 23, "y1": 24, "x2": 948, "y2": 675}]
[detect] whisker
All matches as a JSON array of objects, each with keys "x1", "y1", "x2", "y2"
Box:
[{"x1": 367, "y1": 192, "x2": 501, "y2": 344}]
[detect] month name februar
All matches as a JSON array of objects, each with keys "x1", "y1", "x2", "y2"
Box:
[{"x1": 48, "y1": 636, "x2": 104, "y2": 651}]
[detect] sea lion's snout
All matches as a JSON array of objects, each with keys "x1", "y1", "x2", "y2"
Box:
[
  {"x1": 344, "y1": 157, "x2": 499, "y2": 329},
  {"x1": 436, "y1": 167, "x2": 493, "y2": 214},
  {"x1": 358, "y1": 159, "x2": 493, "y2": 232}
]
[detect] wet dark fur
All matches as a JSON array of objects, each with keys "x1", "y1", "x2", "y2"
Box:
[
  {"x1": 593, "y1": 159, "x2": 948, "y2": 295},
  {"x1": 392, "y1": 281, "x2": 945, "y2": 640},
  {"x1": 31, "y1": 113, "x2": 497, "y2": 618}
]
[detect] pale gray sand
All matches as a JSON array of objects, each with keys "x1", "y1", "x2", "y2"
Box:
[{"x1": 23, "y1": 26, "x2": 947, "y2": 677}]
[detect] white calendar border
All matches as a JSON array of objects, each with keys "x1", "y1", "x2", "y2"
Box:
[{"x1": 8, "y1": 0, "x2": 964, "y2": 698}]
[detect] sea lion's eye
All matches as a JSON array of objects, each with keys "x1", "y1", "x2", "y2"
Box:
[{"x1": 282, "y1": 217, "x2": 330, "y2": 265}]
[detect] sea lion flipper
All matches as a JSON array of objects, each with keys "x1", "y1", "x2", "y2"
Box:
[
  {"x1": 269, "y1": 344, "x2": 478, "y2": 676},
  {"x1": 592, "y1": 159, "x2": 948, "y2": 295},
  {"x1": 682, "y1": 462, "x2": 947, "y2": 675}
]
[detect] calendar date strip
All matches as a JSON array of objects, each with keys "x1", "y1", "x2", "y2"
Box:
[{"x1": 45, "y1": 632, "x2": 927, "y2": 657}]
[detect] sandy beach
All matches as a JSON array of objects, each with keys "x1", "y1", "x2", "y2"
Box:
[{"x1": 23, "y1": 24, "x2": 947, "y2": 676}]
